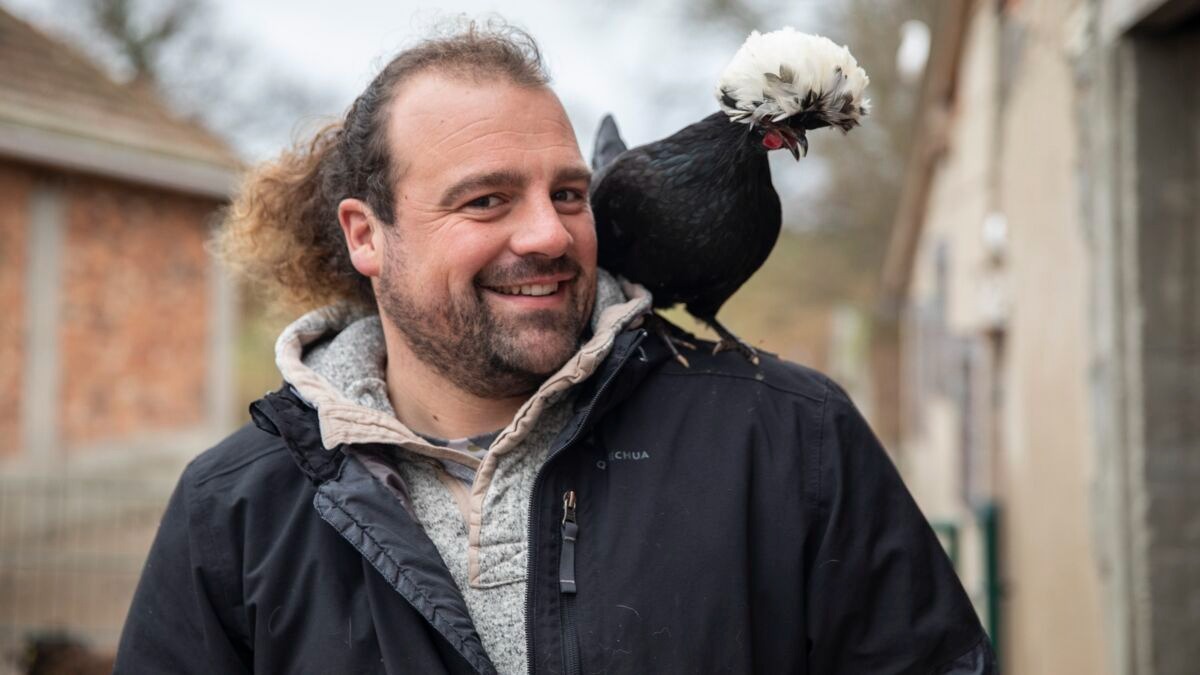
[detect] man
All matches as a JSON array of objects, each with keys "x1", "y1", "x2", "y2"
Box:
[{"x1": 116, "y1": 22, "x2": 996, "y2": 675}]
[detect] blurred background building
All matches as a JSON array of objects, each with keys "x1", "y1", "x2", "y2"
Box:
[
  {"x1": 880, "y1": 1, "x2": 1200, "y2": 674},
  {"x1": 0, "y1": 6, "x2": 238, "y2": 668},
  {"x1": 0, "y1": 0, "x2": 1196, "y2": 673}
]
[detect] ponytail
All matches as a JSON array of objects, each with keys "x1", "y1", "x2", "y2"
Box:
[{"x1": 214, "y1": 124, "x2": 375, "y2": 314}]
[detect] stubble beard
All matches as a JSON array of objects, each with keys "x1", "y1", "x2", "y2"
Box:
[{"x1": 376, "y1": 252, "x2": 595, "y2": 400}]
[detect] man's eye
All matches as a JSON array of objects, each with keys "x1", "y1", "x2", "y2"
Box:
[
  {"x1": 552, "y1": 189, "x2": 585, "y2": 203},
  {"x1": 465, "y1": 195, "x2": 503, "y2": 209}
]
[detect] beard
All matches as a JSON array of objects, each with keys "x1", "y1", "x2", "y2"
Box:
[{"x1": 376, "y1": 251, "x2": 595, "y2": 400}]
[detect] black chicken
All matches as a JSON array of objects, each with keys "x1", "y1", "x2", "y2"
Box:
[{"x1": 590, "y1": 28, "x2": 869, "y2": 365}]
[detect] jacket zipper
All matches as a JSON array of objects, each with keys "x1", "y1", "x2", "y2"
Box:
[
  {"x1": 524, "y1": 329, "x2": 647, "y2": 675},
  {"x1": 559, "y1": 491, "x2": 581, "y2": 675}
]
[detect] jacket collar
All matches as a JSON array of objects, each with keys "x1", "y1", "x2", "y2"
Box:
[
  {"x1": 270, "y1": 270, "x2": 652, "y2": 466},
  {"x1": 250, "y1": 319, "x2": 672, "y2": 489}
]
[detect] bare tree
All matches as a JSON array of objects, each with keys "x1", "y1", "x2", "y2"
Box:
[
  {"x1": 82, "y1": 0, "x2": 198, "y2": 88},
  {"x1": 809, "y1": 0, "x2": 937, "y2": 287},
  {"x1": 49, "y1": 0, "x2": 339, "y2": 158}
]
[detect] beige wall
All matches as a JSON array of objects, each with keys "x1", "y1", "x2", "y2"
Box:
[
  {"x1": 994, "y1": 2, "x2": 1106, "y2": 673},
  {"x1": 903, "y1": 0, "x2": 998, "y2": 508},
  {"x1": 900, "y1": 1, "x2": 1107, "y2": 672},
  {"x1": 0, "y1": 163, "x2": 32, "y2": 455}
]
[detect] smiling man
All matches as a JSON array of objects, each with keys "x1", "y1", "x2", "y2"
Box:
[
  {"x1": 116, "y1": 21, "x2": 994, "y2": 675},
  {"x1": 343, "y1": 72, "x2": 599, "y2": 418}
]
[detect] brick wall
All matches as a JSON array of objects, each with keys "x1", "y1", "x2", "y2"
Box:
[
  {"x1": 58, "y1": 174, "x2": 217, "y2": 449},
  {"x1": 0, "y1": 163, "x2": 32, "y2": 456}
]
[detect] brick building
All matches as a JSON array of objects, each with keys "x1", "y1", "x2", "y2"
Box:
[
  {"x1": 881, "y1": 1, "x2": 1200, "y2": 673},
  {"x1": 0, "y1": 8, "x2": 240, "y2": 464},
  {"x1": 0, "y1": 7, "x2": 240, "y2": 656}
]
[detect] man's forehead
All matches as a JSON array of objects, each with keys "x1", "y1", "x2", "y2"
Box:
[{"x1": 386, "y1": 72, "x2": 578, "y2": 169}]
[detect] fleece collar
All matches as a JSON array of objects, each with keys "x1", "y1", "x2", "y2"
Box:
[{"x1": 273, "y1": 269, "x2": 651, "y2": 467}]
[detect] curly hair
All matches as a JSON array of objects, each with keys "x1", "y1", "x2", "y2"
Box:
[{"x1": 214, "y1": 19, "x2": 550, "y2": 313}]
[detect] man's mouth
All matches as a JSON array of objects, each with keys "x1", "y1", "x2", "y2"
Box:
[{"x1": 487, "y1": 282, "x2": 561, "y2": 297}]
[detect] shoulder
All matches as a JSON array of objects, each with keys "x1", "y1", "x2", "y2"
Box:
[
  {"x1": 619, "y1": 332, "x2": 859, "y2": 466},
  {"x1": 186, "y1": 422, "x2": 291, "y2": 484},
  {"x1": 178, "y1": 422, "x2": 307, "y2": 509},
  {"x1": 627, "y1": 328, "x2": 884, "y2": 455},
  {"x1": 641, "y1": 334, "x2": 838, "y2": 410}
]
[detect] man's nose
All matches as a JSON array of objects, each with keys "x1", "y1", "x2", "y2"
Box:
[{"x1": 509, "y1": 196, "x2": 573, "y2": 258}]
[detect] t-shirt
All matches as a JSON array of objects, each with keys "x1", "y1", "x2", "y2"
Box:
[{"x1": 417, "y1": 430, "x2": 500, "y2": 485}]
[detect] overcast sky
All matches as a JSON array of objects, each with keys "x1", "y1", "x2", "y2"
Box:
[{"x1": 214, "y1": 0, "x2": 821, "y2": 145}]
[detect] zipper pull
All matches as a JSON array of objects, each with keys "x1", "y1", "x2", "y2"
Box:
[{"x1": 560, "y1": 491, "x2": 578, "y2": 594}]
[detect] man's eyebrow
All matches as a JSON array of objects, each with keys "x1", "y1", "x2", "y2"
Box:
[
  {"x1": 439, "y1": 169, "x2": 527, "y2": 207},
  {"x1": 554, "y1": 165, "x2": 593, "y2": 185}
]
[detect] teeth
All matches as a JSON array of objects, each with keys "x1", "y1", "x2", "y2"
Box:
[{"x1": 492, "y1": 282, "x2": 559, "y2": 297}]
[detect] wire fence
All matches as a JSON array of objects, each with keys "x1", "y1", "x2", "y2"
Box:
[{"x1": 0, "y1": 474, "x2": 174, "y2": 671}]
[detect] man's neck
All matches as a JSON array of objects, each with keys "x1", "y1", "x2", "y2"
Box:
[{"x1": 380, "y1": 325, "x2": 527, "y2": 440}]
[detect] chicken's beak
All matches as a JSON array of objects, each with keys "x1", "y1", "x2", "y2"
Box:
[{"x1": 779, "y1": 127, "x2": 807, "y2": 161}]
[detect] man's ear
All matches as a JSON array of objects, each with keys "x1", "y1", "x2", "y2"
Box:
[{"x1": 337, "y1": 198, "x2": 385, "y2": 278}]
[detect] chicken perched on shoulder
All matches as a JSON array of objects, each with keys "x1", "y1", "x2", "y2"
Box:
[{"x1": 590, "y1": 27, "x2": 869, "y2": 365}]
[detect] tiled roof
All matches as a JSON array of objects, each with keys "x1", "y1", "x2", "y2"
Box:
[{"x1": 0, "y1": 7, "x2": 240, "y2": 194}]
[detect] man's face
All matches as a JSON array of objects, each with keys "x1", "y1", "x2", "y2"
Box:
[{"x1": 375, "y1": 73, "x2": 597, "y2": 399}]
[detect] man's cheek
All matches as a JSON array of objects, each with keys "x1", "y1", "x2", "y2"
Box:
[{"x1": 573, "y1": 223, "x2": 597, "y2": 263}]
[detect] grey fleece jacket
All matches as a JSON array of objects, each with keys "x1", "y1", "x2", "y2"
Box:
[{"x1": 273, "y1": 270, "x2": 651, "y2": 674}]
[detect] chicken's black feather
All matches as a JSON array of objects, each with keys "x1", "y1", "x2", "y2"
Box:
[
  {"x1": 590, "y1": 112, "x2": 782, "y2": 321},
  {"x1": 591, "y1": 29, "x2": 867, "y2": 363}
]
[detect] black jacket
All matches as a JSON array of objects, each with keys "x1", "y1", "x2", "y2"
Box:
[{"x1": 115, "y1": 328, "x2": 997, "y2": 674}]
